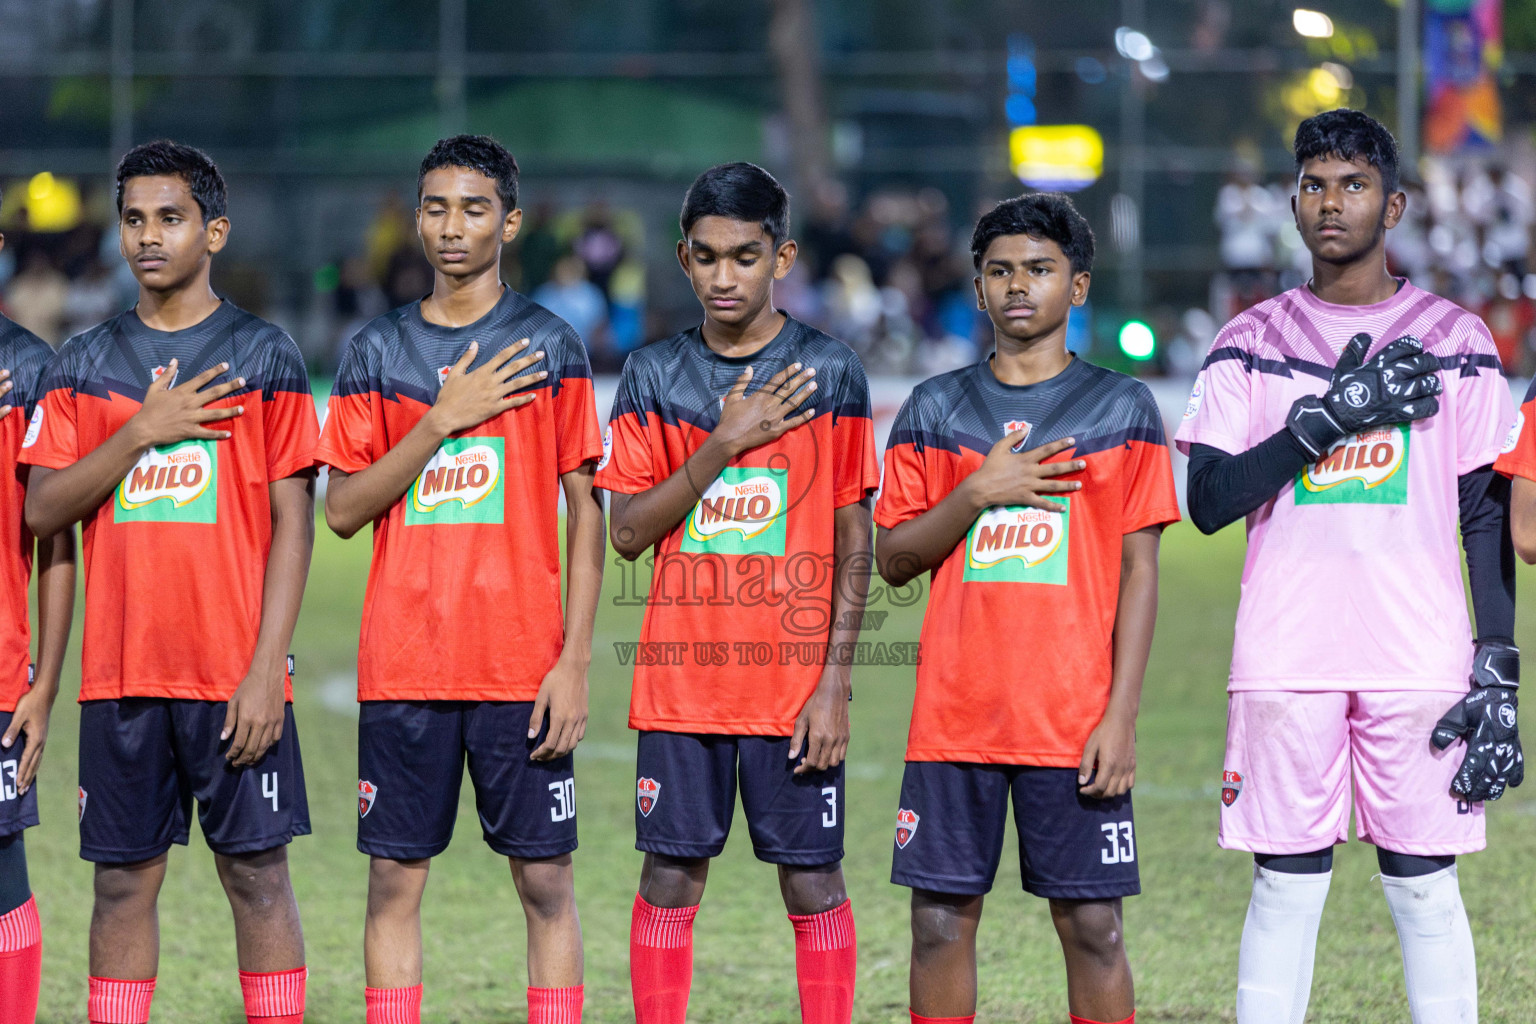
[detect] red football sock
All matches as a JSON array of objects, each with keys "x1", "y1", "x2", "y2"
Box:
[
  {"x1": 1070, "y1": 1014, "x2": 1134, "y2": 1024},
  {"x1": 364, "y1": 985, "x2": 422, "y2": 1024},
  {"x1": 0, "y1": 896, "x2": 42, "y2": 1024},
  {"x1": 788, "y1": 899, "x2": 857, "y2": 1024},
  {"x1": 240, "y1": 966, "x2": 307, "y2": 1023},
  {"x1": 909, "y1": 1013, "x2": 974, "y2": 1024},
  {"x1": 630, "y1": 894, "x2": 698, "y2": 1024},
  {"x1": 528, "y1": 984, "x2": 583, "y2": 1024},
  {"x1": 88, "y1": 976, "x2": 156, "y2": 1024}
]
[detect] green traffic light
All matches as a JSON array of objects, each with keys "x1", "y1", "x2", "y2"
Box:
[{"x1": 1119, "y1": 320, "x2": 1156, "y2": 360}]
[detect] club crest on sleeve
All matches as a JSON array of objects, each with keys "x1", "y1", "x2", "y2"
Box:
[
  {"x1": 598, "y1": 425, "x2": 613, "y2": 471},
  {"x1": 1221, "y1": 770, "x2": 1243, "y2": 807},
  {"x1": 1503, "y1": 411, "x2": 1524, "y2": 455},
  {"x1": 78, "y1": 786, "x2": 88, "y2": 822},
  {"x1": 637, "y1": 777, "x2": 660, "y2": 817},
  {"x1": 1183, "y1": 376, "x2": 1205, "y2": 420},
  {"x1": 22, "y1": 406, "x2": 43, "y2": 448},
  {"x1": 358, "y1": 779, "x2": 377, "y2": 818},
  {"x1": 895, "y1": 808, "x2": 920, "y2": 848}
]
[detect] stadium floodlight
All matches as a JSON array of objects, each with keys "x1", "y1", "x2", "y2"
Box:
[
  {"x1": 1119, "y1": 320, "x2": 1156, "y2": 360},
  {"x1": 25, "y1": 171, "x2": 83, "y2": 232},
  {"x1": 1114, "y1": 28, "x2": 1155, "y2": 62},
  {"x1": 1009, "y1": 124, "x2": 1104, "y2": 192},
  {"x1": 1293, "y1": 9, "x2": 1335, "y2": 38}
]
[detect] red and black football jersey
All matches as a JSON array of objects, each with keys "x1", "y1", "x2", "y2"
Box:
[
  {"x1": 19, "y1": 301, "x2": 319, "y2": 702},
  {"x1": 596, "y1": 316, "x2": 879, "y2": 735},
  {"x1": 0, "y1": 314, "x2": 56, "y2": 711},
  {"x1": 317, "y1": 289, "x2": 602, "y2": 702},
  {"x1": 876, "y1": 356, "x2": 1180, "y2": 766}
]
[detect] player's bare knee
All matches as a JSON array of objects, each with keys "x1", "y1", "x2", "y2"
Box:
[
  {"x1": 367, "y1": 856, "x2": 430, "y2": 916},
  {"x1": 215, "y1": 847, "x2": 293, "y2": 910},
  {"x1": 510, "y1": 855, "x2": 576, "y2": 922},
  {"x1": 640, "y1": 853, "x2": 708, "y2": 908},
  {"x1": 1050, "y1": 899, "x2": 1125, "y2": 966},
  {"x1": 93, "y1": 856, "x2": 167, "y2": 911},
  {"x1": 779, "y1": 862, "x2": 847, "y2": 915},
  {"x1": 910, "y1": 891, "x2": 978, "y2": 959}
]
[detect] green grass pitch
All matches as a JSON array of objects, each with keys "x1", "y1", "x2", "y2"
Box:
[{"x1": 25, "y1": 521, "x2": 1536, "y2": 1022}]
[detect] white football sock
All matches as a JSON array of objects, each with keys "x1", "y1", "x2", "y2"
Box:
[
  {"x1": 1236, "y1": 864, "x2": 1332, "y2": 1024},
  {"x1": 1381, "y1": 865, "x2": 1477, "y2": 1024}
]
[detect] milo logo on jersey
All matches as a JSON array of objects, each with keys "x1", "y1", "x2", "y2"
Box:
[
  {"x1": 680, "y1": 465, "x2": 789, "y2": 556},
  {"x1": 406, "y1": 437, "x2": 505, "y2": 525},
  {"x1": 1294, "y1": 425, "x2": 1409, "y2": 506},
  {"x1": 962, "y1": 498, "x2": 1070, "y2": 585},
  {"x1": 115, "y1": 439, "x2": 218, "y2": 524}
]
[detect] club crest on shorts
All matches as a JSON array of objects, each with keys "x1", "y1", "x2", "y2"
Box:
[
  {"x1": 77, "y1": 786, "x2": 87, "y2": 822},
  {"x1": 895, "y1": 808, "x2": 920, "y2": 848},
  {"x1": 358, "y1": 779, "x2": 377, "y2": 818},
  {"x1": 637, "y1": 777, "x2": 660, "y2": 817},
  {"x1": 1221, "y1": 770, "x2": 1243, "y2": 807}
]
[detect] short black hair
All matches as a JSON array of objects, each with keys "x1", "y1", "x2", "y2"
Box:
[
  {"x1": 418, "y1": 134, "x2": 519, "y2": 211},
  {"x1": 1293, "y1": 109, "x2": 1401, "y2": 193},
  {"x1": 680, "y1": 162, "x2": 790, "y2": 245},
  {"x1": 970, "y1": 192, "x2": 1095, "y2": 274},
  {"x1": 115, "y1": 140, "x2": 227, "y2": 223}
]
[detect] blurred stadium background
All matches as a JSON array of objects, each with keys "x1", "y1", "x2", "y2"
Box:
[
  {"x1": 5, "y1": 0, "x2": 1536, "y2": 382},
  {"x1": 9, "y1": 2, "x2": 1536, "y2": 1022}
]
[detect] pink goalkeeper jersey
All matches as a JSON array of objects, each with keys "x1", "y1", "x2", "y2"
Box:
[{"x1": 1176, "y1": 281, "x2": 1514, "y2": 693}]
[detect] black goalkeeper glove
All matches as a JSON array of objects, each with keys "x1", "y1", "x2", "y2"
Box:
[
  {"x1": 1431, "y1": 638, "x2": 1524, "y2": 802},
  {"x1": 1286, "y1": 333, "x2": 1444, "y2": 457}
]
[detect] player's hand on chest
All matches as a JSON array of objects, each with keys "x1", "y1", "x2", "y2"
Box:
[
  {"x1": 710, "y1": 360, "x2": 819, "y2": 458},
  {"x1": 124, "y1": 359, "x2": 248, "y2": 448},
  {"x1": 964, "y1": 431, "x2": 1087, "y2": 513},
  {"x1": 428, "y1": 337, "x2": 547, "y2": 436}
]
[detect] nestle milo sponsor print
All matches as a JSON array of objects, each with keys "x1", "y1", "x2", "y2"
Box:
[
  {"x1": 116, "y1": 439, "x2": 218, "y2": 523},
  {"x1": 963, "y1": 497, "x2": 1070, "y2": 584},
  {"x1": 1294, "y1": 425, "x2": 1409, "y2": 505},
  {"x1": 680, "y1": 465, "x2": 788, "y2": 556},
  {"x1": 406, "y1": 437, "x2": 505, "y2": 524}
]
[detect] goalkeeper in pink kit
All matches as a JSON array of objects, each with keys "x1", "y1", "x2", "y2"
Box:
[{"x1": 1178, "y1": 109, "x2": 1522, "y2": 1023}]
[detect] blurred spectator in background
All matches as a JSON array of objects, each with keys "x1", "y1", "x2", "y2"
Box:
[
  {"x1": 1214, "y1": 163, "x2": 1280, "y2": 319},
  {"x1": 534, "y1": 254, "x2": 608, "y2": 353},
  {"x1": 514, "y1": 200, "x2": 561, "y2": 294},
  {"x1": 61, "y1": 257, "x2": 119, "y2": 339},
  {"x1": 5, "y1": 250, "x2": 67, "y2": 344}
]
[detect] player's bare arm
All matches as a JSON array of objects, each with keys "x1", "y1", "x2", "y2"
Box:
[
  {"x1": 24, "y1": 358, "x2": 245, "y2": 538},
  {"x1": 222, "y1": 471, "x2": 316, "y2": 767},
  {"x1": 1510, "y1": 476, "x2": 1536, "y2": 564},
  {"x1": 324, "y1": 339, "x2": 545, "y2": 537},
  {"x1": 1079, "y1": 525, "x2": 1161, "y2": 799},
  {"x1": 0, "y1": 525, "x2": 76, "y2": 793},
  {"x1": 790, "y1": 497, "x2": 872, "y2": 775},
  {"x1": 875, "y1": 433, "x2": 1084, "y2": 587},
  {"x1": 608, "y1": 361, "x2": 816, "y2": 559},
  {"x1": 529, "y1": 462, "x2": 605, "y2": 761}
]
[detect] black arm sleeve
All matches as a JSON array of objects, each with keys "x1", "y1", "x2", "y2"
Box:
[
  {"x1": 1186, "y1": 431, "x2": 1316, "y2": 535},
  {"x1": 1459, "y1": 465, "x2": 1515, "y2": 642}
]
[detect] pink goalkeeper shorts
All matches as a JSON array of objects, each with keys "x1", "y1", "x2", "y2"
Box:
[{"x1": 1219, "y1": 690, "x2": 1485, "y2": 857}]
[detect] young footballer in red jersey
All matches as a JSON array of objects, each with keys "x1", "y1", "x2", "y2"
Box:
[
  {"x1": 1180, "y1": 111, "x2": 1516, "y2": 1024},
  {"x1": 876, "y1": 194, "x2": 1178, "y2": 1024},
  {"x1": 598, "y1": 163, "x2": 878, "y2": 1024},
  {"x1": 21, "y1": 141, "x2": 318, "y2": 1024},
  {"x1": 318, "y1": 135, "x2": 603, "y2": 1024},
  {"x1": 0, "y1": 194, "x2": 78, "y2": 1024}
]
